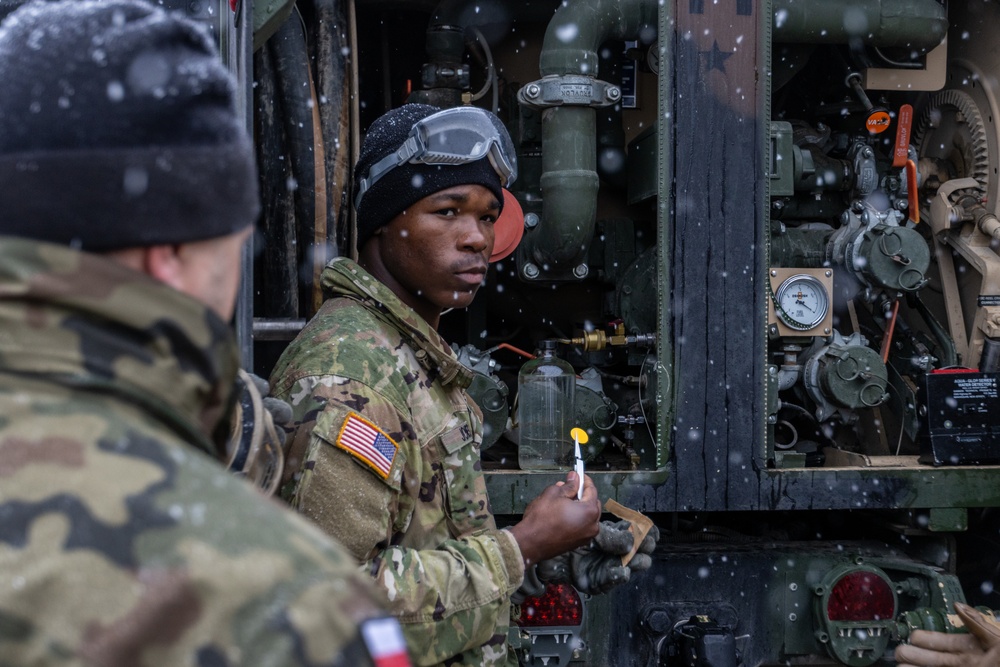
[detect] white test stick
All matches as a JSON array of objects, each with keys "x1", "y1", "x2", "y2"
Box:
[
  {"x1": 574, "y1": 436, "x2": 585, "y2": 500},
  {"x1": 570, "y1": 428, "x2": 588, "y2": 500}
]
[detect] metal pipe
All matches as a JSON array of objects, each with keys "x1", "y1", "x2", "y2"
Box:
[
  {"x1": 974, "y1": 207, "x2": 1000, "y2": 242},
  {"x1": 252, "y1": 318, "x2": 308, "y2": 341},
  {"x1": 536, "y1": 107, "x2": 599, "y2": 268},
  {"x1": 773, "y1": 0, "x2": 947, "y2": 51},
  {"x1": 532, "y1": 0, "x2": 658, "y2": 270}
]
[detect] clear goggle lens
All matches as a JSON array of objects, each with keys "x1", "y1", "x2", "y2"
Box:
[{"x1": 356, "y1": 106, "x2": 517, "y2": 208}]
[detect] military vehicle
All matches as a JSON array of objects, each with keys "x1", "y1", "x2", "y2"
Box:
[{"x1": 202, "y1": 0, "x2": 1000, "y2": 663}]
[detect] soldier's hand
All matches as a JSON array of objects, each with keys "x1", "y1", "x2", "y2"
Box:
[
  {"x1": 534, "y1": 520, "x2": 659, "y2": 596},
  {"x1": 245, "y1": 372, "x2": 293, "y2": 430},
  {"x1": 226, "y1": 370, "x2": 289, "y2": 497},
  {"x1": 896, "y1": 602, "x2": 1000, "y2": 667},
  {"x1": 508, "y1": 471, "x2": 601, "y2": 566}
]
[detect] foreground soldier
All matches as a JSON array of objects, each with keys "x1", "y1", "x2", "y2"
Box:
[
  {"x1": 0, "y1": 1, "x2": 410, "y2": 665},
  {"x1": 271, "y1": 103, "x2": 655, "y2": 666}
]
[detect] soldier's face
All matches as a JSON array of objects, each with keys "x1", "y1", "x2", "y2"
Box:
[{"x1": 369, "y1": 184, "x2": 498, "y2": 326}]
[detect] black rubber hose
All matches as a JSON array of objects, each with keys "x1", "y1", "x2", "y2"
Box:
[
  {"x1": 310, "y1": 0, "x2": 349, "y2": 258},
  {"x1": 254, "y1": 41, "x2": 299, "y2": 318},
  {"x1": 271, "y1": 14, "x2": 318, "y2": 317},
  {"x1": 908, "y1": 293, "x2": 959, "y2": 368}
]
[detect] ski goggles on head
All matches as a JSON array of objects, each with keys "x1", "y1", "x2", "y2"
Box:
[{"x1": 355, "y1": 106, "x2": 517, "y2": 209}]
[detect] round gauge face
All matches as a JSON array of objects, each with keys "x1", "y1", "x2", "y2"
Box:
[
  {"x1": 646, "y1": 41, "x2": 660, "y2": 74},
  {"x1": 774, "y1": 274, "x2": 829, "y2": 330}
]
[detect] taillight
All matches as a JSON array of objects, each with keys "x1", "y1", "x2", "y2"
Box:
[
  {"x1": 517, "y1": 583, "x2": 583, "y2": 627},
  {"x1": 815, "y1": 564, "x2": 898, "y2": 667},
  {"x1": 827, "y1": 570, "x2": 896, "y2": 621}
]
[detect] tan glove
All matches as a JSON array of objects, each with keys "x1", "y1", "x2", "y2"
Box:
[{"x1": 895, "y1": 602, "x2": 1000, "y2": 667}]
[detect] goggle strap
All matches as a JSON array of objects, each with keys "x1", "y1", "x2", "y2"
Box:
[
  {"x1": 487, "y1": 147, "x2": 511, "y2": 188},
  {"x1": 355, "y1": 137, "x2": 420, "y2": 208}
]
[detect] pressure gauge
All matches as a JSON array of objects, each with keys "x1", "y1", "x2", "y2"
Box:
[
  {"x1": 646, "y1": 41, "x2": 660, "y2": 74},
  {"x1": 774, "y1": 274, "x2": 830, "y2": 330}
]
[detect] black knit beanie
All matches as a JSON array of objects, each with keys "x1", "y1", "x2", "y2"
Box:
[
  {"x1": 354, "y1": 103, "x2": 505, "y2": 251},
  {"x1": 0, "y1": 0, "x2": 260, "y2": 251}
]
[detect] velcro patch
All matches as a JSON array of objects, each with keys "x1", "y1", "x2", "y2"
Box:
[
  {"x1": 440, "y1": 421, "x2": 474, "y2": 454},
  {"x1": 361, "y1": 617, "x2": 411, "y2": 667},
  {"x1": 336, "y1": 413, "x2": 398, "y2": 479}
]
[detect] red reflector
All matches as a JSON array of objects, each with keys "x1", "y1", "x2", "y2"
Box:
[
  {"x1": 517, "y1": 583, "x2": 583, "y2": 627},
  {"x1": 827, "y1": 571, "x2": 895, "y2": 621}
]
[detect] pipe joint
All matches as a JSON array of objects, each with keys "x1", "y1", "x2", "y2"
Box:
[{"x1": 518, "y1": 74, "x2": 621, "y2": 110}]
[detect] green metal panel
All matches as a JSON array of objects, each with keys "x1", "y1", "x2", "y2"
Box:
[
  {"x1": 252, "y1": 0, "x2": 295, "y2": 51},
  {"x1": 655, "y1": 0, "x2": 673, "y2": 472}
]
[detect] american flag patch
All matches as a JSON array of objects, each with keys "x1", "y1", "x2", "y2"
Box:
[{"x1": 336, "y1": 413, "x2": 398, "y2": 479}]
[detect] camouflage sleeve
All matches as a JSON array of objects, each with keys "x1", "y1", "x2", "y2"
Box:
[
  {"x1": 280, "y1": 375, "x2": 524, "y2": 666},
  {"x1": 0, "y1": 383, "x2": 406, "y2": 667}
]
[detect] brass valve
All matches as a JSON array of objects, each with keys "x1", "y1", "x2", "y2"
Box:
[{"x1": 560, "y1": 324, "x2": 656, "y2": 352}]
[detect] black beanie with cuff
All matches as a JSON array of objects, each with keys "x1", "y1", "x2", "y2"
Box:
[
  {"x1": 353, "y1": 103, "x2": 505, "y2": 251},
  {"x1": 0, "y1": 0, "x2": 260, "y2": 251}
]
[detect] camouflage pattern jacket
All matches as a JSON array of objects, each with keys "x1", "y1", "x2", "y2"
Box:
[
  {"x1": 0, "y1": 238, "x2": 408, "y2": 667},
  {"x1": 270, "y1": 258, "x2": 525, "y2": 667}
]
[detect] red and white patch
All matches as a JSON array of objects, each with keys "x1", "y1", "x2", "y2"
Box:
[{"x1": 361, "y1": 617, "x2": 411, "y2": 667}]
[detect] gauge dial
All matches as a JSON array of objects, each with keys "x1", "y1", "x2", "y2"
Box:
[{"x1": 774, "y1": 274, "x2": 829, "y2": 330}]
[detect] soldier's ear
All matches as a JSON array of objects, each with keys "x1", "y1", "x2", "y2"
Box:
[{"x1": 142, "y1": 244, "x2": 187, "y2": 292}]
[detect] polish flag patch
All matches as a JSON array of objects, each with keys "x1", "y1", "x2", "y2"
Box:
[
  {"x1": 361, "y1": 617, "x2": 411, "y2": 667},
  {"x1": 335, "y1": 413, "x2": 398, "y2": 479}
]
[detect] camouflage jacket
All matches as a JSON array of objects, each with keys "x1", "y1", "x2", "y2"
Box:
[
  {"x1": 0, "y1": 238, "x2": 408, "y2": 667},
  {"x1": 270, "y1": 258, "x2": 525, "y2": 667}
]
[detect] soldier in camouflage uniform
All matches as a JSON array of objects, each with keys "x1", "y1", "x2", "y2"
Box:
[
  {"x1": 0, "y1": 2, "x2": 411, "y2": 665},
  {"x1": 270, "y1": 104, "x2": 604, "y2": 667}
]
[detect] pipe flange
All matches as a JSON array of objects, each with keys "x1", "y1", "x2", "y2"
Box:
[{"x1": 517, "y1": 74, "x2": 621, "y2": 109}]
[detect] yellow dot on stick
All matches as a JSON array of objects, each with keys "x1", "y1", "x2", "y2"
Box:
[{"x1": 570, "y1": 427, "x2": 589, "y2": 444}]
